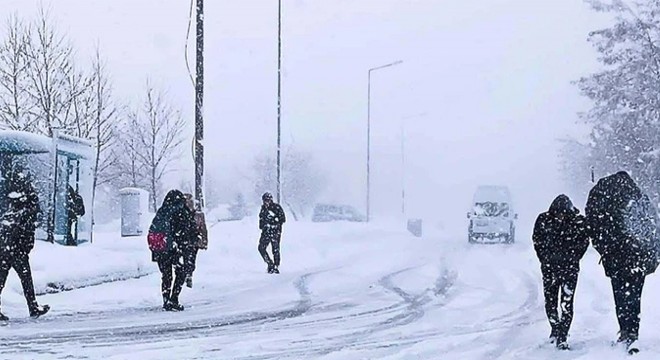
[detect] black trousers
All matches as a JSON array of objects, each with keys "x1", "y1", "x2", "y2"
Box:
[
  {"x1": 541, "y1": 265, "x2": 579, "y2": 340},
  {"x1": 183, "y1": 247, "x2": 199, "y2": 278},
  {"x1": 611, "y1": 274, "x2": 645, "y2": 341},
  {"x1": 66, "y1": 217, "x2": 77, "y2": 246},
  {"x1": 156, "y1": 251, "x2": 186, "y2": 303},
  {"x1": 258, "y1": 231, "x2": 281, "y2": 267},
  {"x1": 0, "y1": 252, "x2": 38, "y2": 311}
]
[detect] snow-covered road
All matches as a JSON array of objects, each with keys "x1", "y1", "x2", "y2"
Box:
[{"x1": 2, "y1": 220, "x2": 660, "y2": 359}]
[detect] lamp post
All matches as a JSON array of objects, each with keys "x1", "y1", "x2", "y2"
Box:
[{"x1": 367, "y1": 60, "x2": 402, "y2": 222}]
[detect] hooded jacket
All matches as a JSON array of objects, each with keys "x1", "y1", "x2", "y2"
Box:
[
  {"x1": 586, "y1": 171, "x2": 660, "y2": 277},
  {"x1": 0, "y1": 167, "x2": 40, "y2": 255},
  {"x1": 259, "y1": 202, "x2": 286, "y2": 232},
  {"x1": 149, "y1": 190, "x2": 192, "y2": 256},
  {"x1": 533, "y1": 195, "x2": 589, "y2": 269}
]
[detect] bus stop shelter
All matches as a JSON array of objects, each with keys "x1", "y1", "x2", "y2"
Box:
[{"x1": 0, "y1": 130, "x2": 94, "y2": 245}]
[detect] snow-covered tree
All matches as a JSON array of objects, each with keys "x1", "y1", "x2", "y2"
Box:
[
  {"x1": 25, "y1": 7, "x2": 74, "y2": 136},
  {"x1": 568, "y1": 0, "x2": 660, "y2": 199},
  {"x1": 0, "y1": 15, "x2": 38, "y2": 131},
  {"x1": 118, "y1": 84, "x2": 185, "y2": 211}
]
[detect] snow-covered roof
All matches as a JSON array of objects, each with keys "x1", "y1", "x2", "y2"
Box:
[
  {"x1": 472, "y1": 185, "x2": 513, "y2": 204},
  {"x1": 119, "y1": 188, "x2": 149, "y2": 195},
  {"x1": 0, "y1": 130, "x2": 51, "y2": 154},
  {"x1": 55, "y1": 132, "x2": 94, "y2": 160}
]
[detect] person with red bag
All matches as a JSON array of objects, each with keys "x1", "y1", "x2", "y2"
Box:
[{"x1": 148, "y1": 190, "x2": 195, "y2": 311}]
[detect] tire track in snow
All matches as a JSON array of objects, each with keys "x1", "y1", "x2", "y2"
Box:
[
  {"x1": 251, "y1": 266, "x2": 457, "y2": 359},
  {"x1": 481, "y1": 270, "x2": 543, "y2": 359},
  {"x1": 0, "y1": 273, "x2": 316, "y2": 356},
  {"x1": 351, "y1": 267, "x2": 542, "y2": 357}
]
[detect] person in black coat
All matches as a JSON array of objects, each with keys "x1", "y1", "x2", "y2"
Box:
[
  {"x1": 65, "y1": 185, "x2": 85, "y2": 246},
  {"x1": 585, "y1": 171, "x2": 660, "y2": 350},
  {"x1": 0, "y1": 160, "x2": 49, "y2": 320},
  {"x1": 258, "y1": 192, "x2": 286, "y2": 274},
  {"x1": 533, "y1": 195, "x2": 589, "y2": 349},
  {"x1": 148, "y1": 190, "x2": 196, "y2": 311}
]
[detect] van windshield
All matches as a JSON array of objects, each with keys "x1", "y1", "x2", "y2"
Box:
[{"x1": 474, "y1": 202, "x2": 510, "y2": 217}]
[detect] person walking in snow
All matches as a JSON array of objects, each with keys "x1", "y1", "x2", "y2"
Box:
[
  {"x1": 585, "y1": 171, "x2": 660, "y2": 353},
  {"x1": 183, "y1": 193, "x2": 207, "y2": 288},
  {"x1": 258, "y1": 192, "x2": 286, "y2": 274},
  {"x1": 0, "y1": 159, "x2": 49, "y2": 320},
  {"x1": 148, "y1": 190, "x2": 196, "y2": 311},
  {"x1": 533, "y1": 195, "x2": 589, "y2": 350}
]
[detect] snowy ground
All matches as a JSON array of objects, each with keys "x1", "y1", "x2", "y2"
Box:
[{"x1": 1, "y1": 218, "x2": 660, "y2": 359}]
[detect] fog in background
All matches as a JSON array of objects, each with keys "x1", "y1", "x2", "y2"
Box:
[{"x1": 1, "y1": 0, "x2": 610, "y2": 235}]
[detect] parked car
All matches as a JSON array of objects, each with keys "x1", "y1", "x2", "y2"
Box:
[
  {"x1": 312, "y1": 204, "x2": 366, "y2": 222},
  {"x1": 467, "y1": 186, "x2": 518, "y2": 244}
]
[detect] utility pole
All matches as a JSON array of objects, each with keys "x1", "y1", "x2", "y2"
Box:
[
  {"x1": 194, "y1": 0, "x2": 205, "y2": 210},
  {"x1": 277, "y1": 0, "x2": 283, "y2": 203},
  {"x1": 367, "y1": 60, "x2": 402, "y2": 222},
  {"x1": 401, "y1": 123, "x2": 405, "y2": 215}
]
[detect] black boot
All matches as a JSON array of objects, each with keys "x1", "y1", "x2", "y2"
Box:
[
  {"x1": 162, "y1": 295, "x2": 172, "y2": 311},
  {"x1": 549, "y1": 327, "x2": 558, "y2": 344},
  {"x1": 267, "y1": 263, "x2": 274, "y2": 274},
  {"x1": 272, "y1": 266, "x2": 280, "y2": 274},
  {"x1": 29, "y1": 304, "x2": 50, "y2": 318},
  {"x1": 167, "y1": 295, "x2": 184, "y2": 312},
  {"x1": 555, "y1": 335, "x2": 570, "y2": 350}
]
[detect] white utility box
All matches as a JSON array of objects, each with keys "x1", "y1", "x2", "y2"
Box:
[{"x1": 119, "y1": 188, "x2": 149, "y2": 237}]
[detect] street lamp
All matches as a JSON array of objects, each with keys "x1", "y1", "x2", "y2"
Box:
[{"x1": 367, "y1": 60, "x2": 403, "y2": 222}]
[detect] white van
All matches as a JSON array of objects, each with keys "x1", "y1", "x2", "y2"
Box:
[{"x1": 467, "y1": 186, "x2": 518, "y2": 244}]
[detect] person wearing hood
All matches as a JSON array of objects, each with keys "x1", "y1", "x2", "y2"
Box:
[
  {"x1": 148, "y1": 190, "x2": 196, "y2": 311},
  {"x1": 533, "y1": 194, "x2": 589, "y2": 350},
  {"x1": 585, "y1": 171, "x2": 660, "y2": 353},
  {"x1": 0, "y1": 160, "x2": 49, "y2": 320},
  {"x1": 182, "y1": 193, "x2": 207, "y2": 288},
  {"x1": 258, "y1": 192, "x2": 286, "y2": 274}
]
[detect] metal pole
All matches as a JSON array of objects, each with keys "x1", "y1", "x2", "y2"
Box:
[
  {"x1": 194, "y1": 0, "x2": 205, "y2": 210},
  {"x1": 401, "y1": 122, "x2": 405, "y2": 215},
  {"x1": 366, "y1": 60, "x2": 402, "y2": 223},
  {"x1": 277, "y1": 0, "x2": 282, "y2": 203},
  {"x1": 367, "y1": 71, "x2": 371, "y2": 222}
]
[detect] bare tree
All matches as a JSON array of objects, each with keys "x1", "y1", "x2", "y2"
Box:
[
  {"x1": 120, "y1": 84, "x2": 186, "y2": 211},
  {"x1": 0, "y1": 15, "x2": 38, "y2": 131},
  {"x1": 25, "y1": 7, "x2": 73, "y2": 135},
  {"x1": 253, "y1": 148, "x2": 326, "y2": 220},
  {"x1": 63, "y1": 48, "x2": 118, "y2": 229}
]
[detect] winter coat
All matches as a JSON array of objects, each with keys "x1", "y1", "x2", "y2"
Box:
[
  {"x1": 194, "y1": 211, "x2": 208, "y2": 250},
  {"x1": 585, "y1": 171, "x2": 660, "y2": 278},
  {"x1": 67, "y1": 185, "x2": 85, "y2": 220},
  {"x1": 533, "y1": 195, "x2": 589, "y2": 272},
  {"x1": 149, "y1": 190, "x2": 190, "y2": 261},
  {"x1": 259, "y1": 203, "x2": 286, "y2": 233},
  {"x1": 171, "y1": 205, "x2": 198, "y2": 251},
  {"x1": 0, "y1": 169, "x2": 40, "y2": 255}
]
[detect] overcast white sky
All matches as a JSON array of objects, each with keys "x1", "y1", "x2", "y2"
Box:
[{"x1": 1, "y1": 0, "x2": 611, "y2": 231}]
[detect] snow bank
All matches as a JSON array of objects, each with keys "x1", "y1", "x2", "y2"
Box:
[{"x1": 3, "y1": 230, "x2": 154, "y2": 305}]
